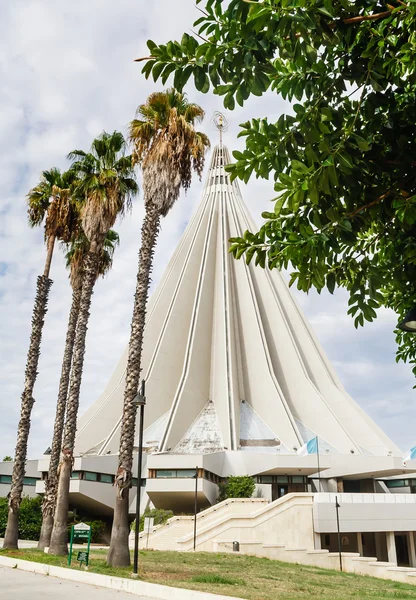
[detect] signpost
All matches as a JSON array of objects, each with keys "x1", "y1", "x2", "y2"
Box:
[
  {"x1": 68, "y1": 522, "x2": 91, "y2": 567},
  {"x1": 144, "y1": 516, "x2": 154, "y2": 550}
]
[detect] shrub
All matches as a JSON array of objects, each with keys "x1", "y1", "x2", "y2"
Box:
[
  {"x1": 67, "y1": 519, "x2": 106, "y2": 543},
  {"x1": 217, "y1": 476, "x2": 256, "y2": 502},
  {"x1": 130, "y1": 507, "x2": 173, "y2": 532},
  {"x1": 0, "y1": 495, "x2": 43, "y2": 541}
]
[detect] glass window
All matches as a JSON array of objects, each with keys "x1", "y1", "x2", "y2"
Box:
[
  {"x1": 0, "y1": 475, "x2": 12, "y2": 484},
  {"x1": 99, "y1": 473, "x2": 113, "y2": 484},
  {"x1": 276, "y1": 476, "x2": 288, "y2": 483},
  {"x1": 71, "y1": 471, "x2": 81, "y2": 480},
  {"x1": 292, "y1": 476, "x2": 305, "y2": 484},
  {"x1": 385, "y1": 479, "x2": 405, "y2": 488},
  {"x1": 23, "y1": 477, "x2": 37, "y2": 486},
  {"x1": 260, "y1": 476, "x2": 273, "y2": 484},
  {"x1": 84, "y1": 471, "x2": 98, "y2": 482},
  {"x1": 177, "y1": 469, "x2": 197, "y2": 478},
  {"x1": 156, "y1": 470, "x2": 176, "y2": 478}
]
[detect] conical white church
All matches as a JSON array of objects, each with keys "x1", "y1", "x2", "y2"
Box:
[{"x1": 59, "y1": 140, "x2": 410, "y2": 514}]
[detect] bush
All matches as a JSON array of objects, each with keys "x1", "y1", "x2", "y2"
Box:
[
  {"x1": 67, "y1": 519, "x2": 106, "y2": 543},
  {"x1": 217, "y1": 476, "x2": 256, "y2": 502},
  {"x1": 0, "y1": 495, "x2": 43, "y2": 541},
  {"x1": 130, "y1": 507, "x2": 173, "y2": 532}
]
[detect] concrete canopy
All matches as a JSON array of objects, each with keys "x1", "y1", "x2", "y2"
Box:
[{"x1": 75, "y1": 142, "x2": 401, "y2": 464}]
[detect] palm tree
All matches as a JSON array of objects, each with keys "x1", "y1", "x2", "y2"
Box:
[
  {"x1": 3, "y1": 169, "x2": 78, "y2": 550},
  {"x1": 107, "y1": 89, "x2": 210, "y2": 567},
  {"x1": 37, "y1": 229, "x2": 120, "y2": 550},
  {"x1": 48, "y1": 132, "x2": 138, "y2": 555}
]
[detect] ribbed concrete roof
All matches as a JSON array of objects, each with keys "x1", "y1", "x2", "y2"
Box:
[{"x1": 75, "y1": 142, "x2": 401, "y2": 459}]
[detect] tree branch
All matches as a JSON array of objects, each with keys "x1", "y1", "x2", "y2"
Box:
[
  {"x1": 342, "y1": 10, "x2": 392, "y2": 25},
  {"x1": 134, "y1": 56, "x2": 154, "y2": 62},
  {"x1": 347, "y1": 191, "x2": 391, "y2": 218}
]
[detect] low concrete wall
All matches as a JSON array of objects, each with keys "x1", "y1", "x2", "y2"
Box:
[{"x1": 187, "y1": 494, "x2": 315, "y2": 552}]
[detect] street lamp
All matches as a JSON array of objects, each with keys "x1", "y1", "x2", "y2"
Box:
[
  {"x1": 335, "y1": 496, "x2": 342, "y2": 572},
  {"x1": 398, "y1": 306, "x2": 416, "y2": 333},
  {"x1": 193, "y1": 466, "x2": 198, "y2": 551},
  {"x1": 133, "y1": 379, "x2": 146, "y2": 576}
]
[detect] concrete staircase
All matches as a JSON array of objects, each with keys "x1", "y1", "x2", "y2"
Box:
[
  {"x1": 134, "y1": 493, "x2": 416, "y2": 586},
  {"x1": 130, "y1": 498, "x2": 267, "y2": 551}
]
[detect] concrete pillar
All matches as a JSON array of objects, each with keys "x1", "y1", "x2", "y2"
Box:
[
  {"x1": 407, "y1": 532, "x2": 416, "y2": 568},
  {"x1": 386, "y1": 532, "x2": 397, "y2": 565},
  {"x1": 314, "y1": 532, "x2": 322, "y2": 550},
  {"x1": 357, "y1": 532, "x2": 364, "y2": 556}
]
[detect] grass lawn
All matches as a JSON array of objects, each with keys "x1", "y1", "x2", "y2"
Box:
[{"x1": 1, "y1": 548, "x2": 416, "y2": 600}]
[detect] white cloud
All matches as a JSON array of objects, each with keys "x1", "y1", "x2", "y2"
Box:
[{"x1": 0, "y1": 0, "x2": 414, "y2": 463}]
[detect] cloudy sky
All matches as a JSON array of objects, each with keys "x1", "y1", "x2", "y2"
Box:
[{"x1": 0, "y1": 0, "x2": 414, "y2": 462}]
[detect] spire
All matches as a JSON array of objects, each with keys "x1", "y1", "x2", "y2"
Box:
[{"x1": 212, "y1": 111, "x2": 229, "y2": 150}]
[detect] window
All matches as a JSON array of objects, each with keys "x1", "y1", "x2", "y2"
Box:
[
  {"x1": 0, "y1": 475, "x2": 12, "y2": 484},
  {"x1": 156, "y1": 470, "x2": 176, "y2": 478},
  {"x1": 292, "y1": 476, "x2": 305, "y2": 484},
  {"x1": 220, "y1": 176, "x2": 224, "y2": 184},
  {"x1": 99, "y1": 473, "x2": 113, "y2": 484},
  {"x1": 259, "y1": 476, "x2": 273, "y2": 484},
  {"x1": 177, "y1": 469, "x2": 197, "y2": 478},
  {"x1": 71, "y1": 471, "x2": 81, "y2": 480},
  {"x1": 385, "y1": 479, "x2": 405, "y2": 488},
  {"x1": 276, "y1": 476, "x2": 288, "y2": 483},
  {"x1": 84, "y1": 471, "x2": 98, "y2": 482},
  {"x1": 23, "y1": 477, "x2": 38, "y2": 486},
  {"x1": 132, "y1": 478, "x2": 146, "y2": 487}
]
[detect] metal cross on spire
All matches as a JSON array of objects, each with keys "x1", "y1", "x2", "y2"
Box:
[{"x1": 212, "y1": 111, "x2": 229, "y2": 148}]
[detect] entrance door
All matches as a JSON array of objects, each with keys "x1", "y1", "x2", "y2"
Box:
[
  {"x1": 395, "y1": 534, "x2": 410, "y2": 566},
  {"x1": 272, "y1": 484, "x2": 289, "y2": 501}
]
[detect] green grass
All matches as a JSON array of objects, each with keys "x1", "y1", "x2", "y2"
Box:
[{"x1": 1, "y1": 548, "x2": 416, "y2": 600}]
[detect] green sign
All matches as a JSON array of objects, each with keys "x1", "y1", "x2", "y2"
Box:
[
  {"x1": 68, "y1": 523, "x2": 92, "y2": 567},
  {"x1": 77, "y1": 551, "x2": 89, "y2": 565}
]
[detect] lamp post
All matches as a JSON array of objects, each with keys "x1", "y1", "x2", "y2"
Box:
[
  {"x1": 335, "y1": 496, "x2": 342, "y2": 572},
  {"x1": 193, "y1": 466, "x2": 198, "y2": 551},
  {"x1": 398, "y1": 306, "x2": 416, "y2": 333},
  {"x1": 133, "y1": 379, "x2": 146, "y2": 576}
]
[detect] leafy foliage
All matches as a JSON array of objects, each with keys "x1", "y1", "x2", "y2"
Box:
[
  {"x1": 67, "y1": 519, "x2": 107, "y2": 543},
  {"x1": 0, "y1": 496, "x2": 43, "y2": 540},
  {"x1": 217, "y1": 475, "x2": 256, "y2": 502},
  {"x1": 143, "y1": 0, "x2": 416, "y2": 380},
  {"x1": 129, "y1": 88, "x2": 210, "y2": 216},
  {"x1": 68, "y1": 131, "x2": 138, "y2": 248},
  {"x1": 130, "y1": 507, "x2": 174, "y2": 532},
  {"x1": 2, "y1": 456, "x2": 12, "y2": 462},
  {"x1": 27, "y1": 167, "x2": 79, "y2": 243}
]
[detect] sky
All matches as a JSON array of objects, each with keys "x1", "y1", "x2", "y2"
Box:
[{"x1": 0, "y1": 0, "x2": 414, "y2": 462}]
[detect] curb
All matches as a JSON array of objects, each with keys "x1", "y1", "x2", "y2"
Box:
[{"x1": 0, "y1": 555, "x2": 243, "y2": 600}]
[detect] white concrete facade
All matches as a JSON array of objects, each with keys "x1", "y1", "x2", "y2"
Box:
[
  {"x1": 1, "y1": 140, "x2": 414, "y2": 533},
  {"x1": 58, "y1": 141, "x2": 410, "y2": 514},
  {"x1": 75, "y1": 144, "x2": 401, "y2": 463}
]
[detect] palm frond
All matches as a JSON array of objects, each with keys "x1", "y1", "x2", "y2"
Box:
[
  {"x1": 130, "y1": 89, "x2": 210, "y2": 216},
  {"x1": 67, "y1": 131, "x2": 138, "y2": 248}
]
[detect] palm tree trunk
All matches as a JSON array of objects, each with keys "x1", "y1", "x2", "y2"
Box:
[
  {"x1": 43, "y1": 234, "x2": 56, "y2": 278},
  {"x1": 38, "y1": 286, "x2": 82, "y2": 550},
  {"x1": 107, "y1": 202, "x2": 160, "y2": 567},
  {"x1": 48, "y1": 252, "x2": 99, "y2": 556},
  {"x1": 3, "y1": 273, "x2": 53, "y2": 549}
]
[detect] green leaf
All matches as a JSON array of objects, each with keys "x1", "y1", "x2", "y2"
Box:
[{"x1": 327, "y1": 272, "x2": 336, "y2": 294}]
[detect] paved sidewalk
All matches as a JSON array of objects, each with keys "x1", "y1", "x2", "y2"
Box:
[{"x1": 0, "y1": 566, "x2": 155, "y2": 599}]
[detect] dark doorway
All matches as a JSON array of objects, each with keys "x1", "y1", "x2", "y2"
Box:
[
  {"x1": 395, "y1": 534, "x2": 410, "y2": 566},
  {"x1": 272, "y1": 484, "x2": 288, "y2": 501}
]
